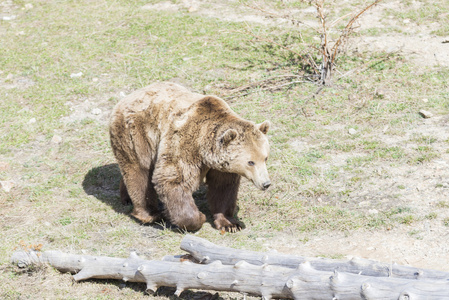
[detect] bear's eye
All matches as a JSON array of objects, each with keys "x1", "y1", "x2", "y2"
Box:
[
  {"x1": 248, "y1": 161, "x2": 255, "y2": 166},
  {"x1": 265, "y1": 157, "x2": 268, "y2": 162}
]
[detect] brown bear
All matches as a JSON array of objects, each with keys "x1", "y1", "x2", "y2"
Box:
[{"x1": 109, "y1": 82, "x2": 270, "y2": 232}]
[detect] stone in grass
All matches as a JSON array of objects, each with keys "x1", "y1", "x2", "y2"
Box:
[
  {"x1": 70, "y1": 72, "x2": 83, "y2": 78},
  {"x1": 0, "y1": 180, "x2": 15, "y2": 192},
  {"x1": 51, "y1": 135, "x2": 62, "y2": 144},
  {"x1": 419, "y1": 109, "x2": 433, "y2": 118},
  {"x1": 91, "y1": 108, "x2": 102, "y2": 115},
  {"x1": 348, "y1": 128, "x2": 357, "y2": 135},
  {"x1": 2, "y1": 15, "x2": 17, "y2": 21}
]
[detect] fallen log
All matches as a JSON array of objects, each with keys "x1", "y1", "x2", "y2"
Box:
[
  {"x1": 11, "y1": 245, "x2": 449, "y2": 299},
  {"x1": 180, "y1": 235, "x2": 449, "y2": 281}
]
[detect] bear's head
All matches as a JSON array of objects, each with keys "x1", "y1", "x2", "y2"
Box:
[{"x1": 217, "y1": 120, "x2": 271, "y2": 191}]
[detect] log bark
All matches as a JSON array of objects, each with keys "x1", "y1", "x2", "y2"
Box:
[
  {"x1": 11, "y1": 248, "x2": 449, "y2": 299},
  {"x1": 180, "y1": 235, "x2": 449, "y2": 281}
]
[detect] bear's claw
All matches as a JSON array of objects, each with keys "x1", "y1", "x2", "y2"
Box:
[
  {"x1": 219, "y1": 224, "x2": 241, "y2": 234},
  {"x1": 214, "y1": 214, "x2": 241, "y2": 233}
]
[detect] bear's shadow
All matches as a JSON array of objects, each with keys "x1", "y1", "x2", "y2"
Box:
[{"x1": 82, "y1": 164, "x2": 244, "y2": 231}]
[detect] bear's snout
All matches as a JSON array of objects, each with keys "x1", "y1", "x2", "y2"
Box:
[{"x1": 261, "y1": 180, "x2": 271, "y2": 190}]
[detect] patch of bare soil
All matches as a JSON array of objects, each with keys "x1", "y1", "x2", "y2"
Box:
[{"x1": 352, "y1": 1, "x2": 449, "y2": 67}]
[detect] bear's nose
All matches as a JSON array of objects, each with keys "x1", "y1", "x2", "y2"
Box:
[{"x1": 262, "y1": 181, "x2": 271, "y2": 190}]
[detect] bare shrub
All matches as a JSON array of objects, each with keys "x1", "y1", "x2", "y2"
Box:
[{"x1": 241, "y1": 0, "x2": 382, "y2": 86}]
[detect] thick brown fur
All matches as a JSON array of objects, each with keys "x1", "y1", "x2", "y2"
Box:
[{"x1": 109, "y1": 82, "x2": 270, "y2": 232}]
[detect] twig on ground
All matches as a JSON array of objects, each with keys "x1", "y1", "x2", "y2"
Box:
[
  {"x1": 335, "y1": 51, "x2": 399, "y2": 82},
  {"x1": 225, "y1": 79, "x2": 308, "y2": 100},
  {"x1": 295, "y1": 85, "x2": 325, "y2": 117}
]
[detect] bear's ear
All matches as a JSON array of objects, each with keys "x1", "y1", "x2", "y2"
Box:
[
  {"x1": 220, "y1": 129, "x2": 238, "y2": 145},
  {"x1": 258, "y1": 120, "x2": 270, "y2": 135}
]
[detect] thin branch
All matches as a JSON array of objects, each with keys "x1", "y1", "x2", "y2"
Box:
[
  {"x1": 225, "y1": 79, "x2": 309, "y2": 100},
  {"x1": 328, "y1": 12, "x2": 353, "y2": 29},
  {"x1": 331, "y1": 0, "x2": 382, "y2": 64},
  {"x1": 315, "y1": 0, "x2": 328, "y2": 50}
]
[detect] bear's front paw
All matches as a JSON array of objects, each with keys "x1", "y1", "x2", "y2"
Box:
[
  {"x1": 213, "y1": 213, "x2": 242, "y2": 233},
  {"x1": 131, "y1": 210, "x2": 162, "y2": 224}
]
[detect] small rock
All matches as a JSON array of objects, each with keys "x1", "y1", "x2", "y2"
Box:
[
  {"x1": 0, "y1": 161, "x2": 9, "y2": 171},
  {"x1": 91, "y1": 108, "x2": 102, "y2": 115},
  {"x1": 0, "y1": 180, "x2": 15, "y2": 192},
  {"x1": 419, "y1": 109, "x2": 433, "y2": 118},
  {"x1": 44, "y1": 221, "x2": 51, "y2": 227},
  {"x1": 188, "y1": 5, "x2": 198, "y2": 12},
  {"x1": 2, "y1": 15, "x2": 17, "y2": 21},
  {"x1": 24, "y1": 3, "x2": 33, "y2": 9},
  {"x1": 348, "y1": 128, "x2": 357, "y2": 135},
  {"x1": 6, "y1": 73, "x2": 14, "y2": 80},
  {"x1": 422, "y1": 98, "x2": 429, "y2": 103},
  {"x1": 51, "y1": 135, "x2": 62, "y2": 144},
  {"x1": 368, "y1": 209, "x2": 379, "y2": 215},
  {"x1": 120, "y1": 92, "x2": 126, "y2": 98},
  {"x1": 92, "y1": 77, "x2": 99, "y2": 82},
  {"x1": 366, "y1": 246, "x2": 375, "y2": 251},
  {"x1": 16, "y1": 31, "x2": 25, "y2": 36},
  {"x1": 403, "y1": 19, "x2": 410, "y2": 24},
  {"x1": 70, "y1": 72, "x2": 83, "y2": 78},
  {"x1": 28, "y1": 117, "x2": 36, "y2": 124}
]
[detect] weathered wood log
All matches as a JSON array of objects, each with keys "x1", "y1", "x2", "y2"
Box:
[
  {"x1": 180, "y1": 235, "x2": 449, "y2": 281},
  {"x1": 11, "y1": 249, "x2": 449, "y2": 299}
]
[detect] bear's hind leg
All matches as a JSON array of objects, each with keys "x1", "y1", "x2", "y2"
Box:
[
  {"x1": 206, "y1": 170, "x2": 242, "y2": 233},
  {"x1": 122, "y1": 166, "x2": 160, "y2": 224}
]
